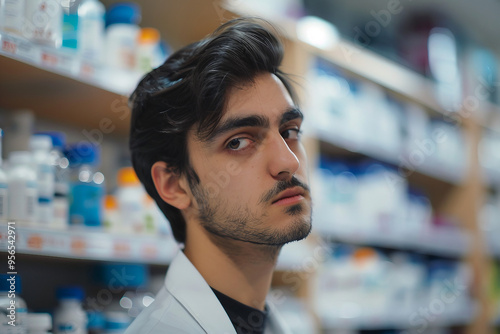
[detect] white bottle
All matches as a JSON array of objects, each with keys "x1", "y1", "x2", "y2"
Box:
[
  {"x1": 106, "y1": 23, "x2": 139, "y2": 70},
  {"x1": 0, "y1": 0, "x2": 25, "y2": 35},
  {"x1": 27, "y1": 313, "x2": 52, "y2": 334},
  {"x1": 23, "y1": 0, "x2": 63, "y2": 47},
  {"x1": 7, "y1": 151, "x2": 37, "y2": 225},
  {"x1": 53, "y1": 287, "x2": 87, "y2": 334},
  {"x1": 42, "y1": 132, "x2": 69, "y2": 229},
  {"x1": 116, "y1": 167, "x2": 145, "y2": 234},
  {"x1": 78, "y1": 0, "x2": 105, "y2": 63},
  {"x1": 0, "y1": 129, "x2": 8, "y2": 223},
  {"x1": 0, "y1": 274, "x2": 28, "y2": 334},
  {"x1": 30, "y1": 135, "x2": 55, "y2": 225},
  {"x1": 135, "y1": 27, "x2": 161, "y2": 73}
]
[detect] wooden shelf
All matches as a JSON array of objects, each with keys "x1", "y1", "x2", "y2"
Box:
[{"x1": 0, "y1": 32, "x2": 138, "y2": 136}]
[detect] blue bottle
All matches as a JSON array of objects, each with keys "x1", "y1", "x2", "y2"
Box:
[{"x1": 66, "y1": 143, "x2": 105, "y2": 227}]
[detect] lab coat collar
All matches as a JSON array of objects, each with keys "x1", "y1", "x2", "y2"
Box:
[
  {"x1": 164, "y1": 250, "x2": 292, "y2": 334},
  {"x1": 165, "y1": 250, "x2": 237, "y2": 334}
]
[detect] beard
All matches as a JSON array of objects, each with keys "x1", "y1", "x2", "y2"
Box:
[{"x1": 189, "y1": 176, "x2": 312, "y2": 247}]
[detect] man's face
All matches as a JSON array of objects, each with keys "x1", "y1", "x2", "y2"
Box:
[{"x1": 186, "y1": 73, "x2": 312, "y2": 246}]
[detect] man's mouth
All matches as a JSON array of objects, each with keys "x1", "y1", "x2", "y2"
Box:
[{"x1": 271, "y1": 187, "x2": 306, "y2": 206}]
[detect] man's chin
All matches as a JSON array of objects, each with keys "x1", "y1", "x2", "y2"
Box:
[{"x1": 273, "y1": 217, "x2": 312, "y2": 246}]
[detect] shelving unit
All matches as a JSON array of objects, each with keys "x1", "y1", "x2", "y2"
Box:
[
  {"x1": 316, "y1": 220, "x2": 470, "y2": 258},
  {"x1": 222, "y1": 2, "x2": 497, "y2": 334},
  {"x1": 313, "y1": 126, "x2": 465, "y2": 185},
  {"x1": 0, "y1": 224, "x2": 178, "y2": 265},
  {"x1": 0, "y1": 0, "x2": 498, "y2": 332},
  {"x1": 0, "y1": 223, "x2": 311, "y2": 271},
  {"x1": 319, "y1": 304, "x2": 477, "y2": 331},
  {"x1": 0, "y1": 32, "x2": 134, "y2": 136}
]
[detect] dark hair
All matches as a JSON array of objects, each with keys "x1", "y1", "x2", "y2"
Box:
[{"x1": 129, "y1": 17, "x2": 296, "y2": 243}]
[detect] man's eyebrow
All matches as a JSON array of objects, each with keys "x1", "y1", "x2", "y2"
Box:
[
  {"x1": 205, "y1": 115, "x2": 270, "y2": 143},
  {"x1": 280, "y1": 107, "x2": 303, "y2": 126},
  {"x1": 204, "y1": 107, "x2": 303, "y2": 143}
]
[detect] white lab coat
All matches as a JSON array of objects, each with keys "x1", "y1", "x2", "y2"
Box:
[{"x1": 124, "y1": 250, "x2": 293, "y2": 334}]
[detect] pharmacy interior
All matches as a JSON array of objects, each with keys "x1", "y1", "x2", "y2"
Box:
[{"x1": 0, "y1": 0, "x2": 499, "y2": 333}]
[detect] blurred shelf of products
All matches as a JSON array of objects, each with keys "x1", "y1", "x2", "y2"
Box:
[{"x1": 0, "y1": 0, "x2": 499, "y2": 333}]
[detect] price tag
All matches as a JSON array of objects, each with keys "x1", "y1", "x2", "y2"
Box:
[
  {"x1": 1, "y1": 34, "x2": 38, "y2": 61},
  {"x1": 27, "y1": 234, "x2": 44, "y2": 250},
  {"x1": 41, "y1": 51, "x2": 58, "y2": 67},
  {"x1": 113, "y1": 240, "x2": 131, "y2": 257},
  {"x1": 71, "y1": 237, "x2": 86, "y2": 255},
  {"x1": 40, "y1": 48, "x2": 79, "y2": 74},
  {"x1": 80, "y1": 61, "x2": 96, "y2": 79},
  {"x1": 1, "y1": 39, "x2": 16, "y2": 54},
  {"x1": 141, "y1": 243, "x2": 158, "y2": 258}
]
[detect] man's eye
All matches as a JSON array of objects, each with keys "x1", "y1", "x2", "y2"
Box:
[
  {"x1": 281, "y1": 129, "x2": 301, "y2": 140},
  {"x1": 227, "y1": 138, "x2": 251, "y2": 150}
]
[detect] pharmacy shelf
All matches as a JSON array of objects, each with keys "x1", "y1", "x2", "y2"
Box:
[
  {"x1": 314, "y1": 127, "x2": 465, "y2": 186},
  {"x1": 225, "y1": 2, "x2": 500, "y2": 135},
  {"x1": 0, "y1": 224, "x2": 179, "y2": 265},
  {"x1": 0, "y1": 32, "x2": 141, "y2": 95},
  {"x1": 315, "y1": 217, "x2": 470, "y2": 257},
  {"x1": 0, "y1": 224, "x2": 310, "y2": 271},
  {"x1": 224, "y1": 4, "x2": 450, "y2": 119},
  {"x1": 319, "y1": 303, "x2": 476, "y2": 330},
  {"x1": 0, "y1": 31, "x2": 137, "y2": 136}
]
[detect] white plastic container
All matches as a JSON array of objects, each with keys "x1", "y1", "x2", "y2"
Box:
[
  {"x1": 27, "y1": 313, "x2": 52, "y2": 334},
  {"x1": 116, "y1": 167, "x2": 145, "y2": 234},
  {"x1": 135, "y1": 27, "x2": 161, "y2": 73},
  {"x1": 78, "y1": 0, "x2": 105, "y2": 63},
  {"x1": 41, "y1": 132, "x2": 69, "y2": 229},
  {"x1": 23, "y1": 0, "x2": 63, "y2": 47},
  {"x1": 30, "y1": 135, "x2": 55, "y2": 225},
  {"x1": 0, "y1": 274, "x2": 28, "y2": 334},
  {"x1": 0, "y1": 129, "x2": 8, "y2": 223},
  {"x1": 7, "y1": 151, "x2": 37, "y2": 224},
  {"x1": 53, "y1": 287, "x2": 87, "y2": 334},
  {"x1": 0, "y1": 0, "x2": 25, "y2": 35},
  {"x1": 106, "y1": 23, "x2": 139, "y2": 70}
]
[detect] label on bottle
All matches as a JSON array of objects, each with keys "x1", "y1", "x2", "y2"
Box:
[
  {"x1": 0, "y1": 0, "x2": 25, "y2": 35},
  {"x1": 69, "y1": 183, "x2": 103, "y2": 227},
  {"x1": 7, "y1": 179, "x2": 37, "y2": 224},
  {"x1": 79, "y1": 15, "x2": 104, "y2": 62},
  {"x1": 23, "y1": 0, "x2": 62, "y2": 47},
  {"x1": 36, "y1": 164, "x2": 54, "y2": 224},
  {"x1": 53, "y1": 196, "x2": 68, "y2": 228}
]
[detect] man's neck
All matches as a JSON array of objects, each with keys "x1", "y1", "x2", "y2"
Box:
[{"x1": 183, "y1": 228, "x2": 281, "y2": 311}]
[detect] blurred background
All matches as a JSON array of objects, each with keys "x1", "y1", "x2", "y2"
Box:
[{"x1": 0, "y1": 0, "x2": 499, "y2": 333}]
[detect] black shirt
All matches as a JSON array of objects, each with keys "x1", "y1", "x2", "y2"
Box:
[{"x1": 211, "y1": 287, "x2": 268, "y2": 334}]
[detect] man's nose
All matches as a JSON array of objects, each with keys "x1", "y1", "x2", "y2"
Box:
[{"x1": 267, "y1": 134, "x2": 300, "y2": 181}]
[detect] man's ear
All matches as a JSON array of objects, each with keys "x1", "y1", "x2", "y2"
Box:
[{"x1": 151, "y1": 162, "x2": 191, "y2": 210}]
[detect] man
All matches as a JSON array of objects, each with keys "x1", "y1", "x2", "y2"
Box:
[{"x1": 125, "y1": 17, "x2": 313, "y2": 334}]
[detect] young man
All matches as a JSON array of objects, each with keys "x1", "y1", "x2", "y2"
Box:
[{"x1": 125, "y1": 17, "x2": 313, "y2": 334}]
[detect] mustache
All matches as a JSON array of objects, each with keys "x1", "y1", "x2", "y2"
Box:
[{"x1": 259, "y1": 176, "x2": 310, "y2": 205}]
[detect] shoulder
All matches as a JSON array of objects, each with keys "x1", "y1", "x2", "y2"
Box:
[{"x1": 124, "y1": 288, "x2": 206, "y2": 334}]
